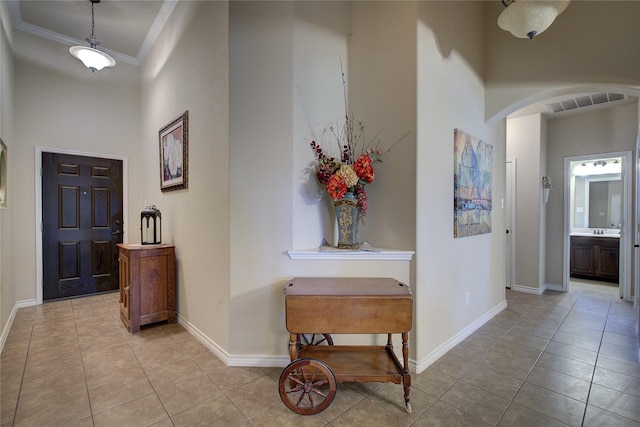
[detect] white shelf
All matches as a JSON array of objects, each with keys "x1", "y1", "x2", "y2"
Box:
[{"x1": 287, "y1": 248, "x2": 414, "y2": 261}]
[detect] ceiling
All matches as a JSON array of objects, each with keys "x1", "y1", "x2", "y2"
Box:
[
  {"x1": 7, "y1": 1, "x2": 639, "y2": 117},
  {"x1": 7, "y1": 0, "x2": 176, "y2": 66}
]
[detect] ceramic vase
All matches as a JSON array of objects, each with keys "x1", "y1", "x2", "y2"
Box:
[{"x1": 334, "y1": 192, "x2": 359, "y2": 249}]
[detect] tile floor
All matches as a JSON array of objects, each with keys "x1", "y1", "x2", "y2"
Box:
[{"x1": 1, "y1": 281, "x2": 639, "y2": 426}]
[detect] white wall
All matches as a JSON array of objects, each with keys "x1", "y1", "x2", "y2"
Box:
[
  {"x1": 506, "y1": 114, "x2": 543, "y2": 292},
  {"x1": 415, "y1": 2, "x2": 506, "y2": 368},
  {"x1": 140, "y1": 1, "x2": 230, "y2": 352}
]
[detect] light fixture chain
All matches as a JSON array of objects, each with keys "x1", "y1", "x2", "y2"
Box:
[{"x1": 91, "y1": 1, "x2": 96, "y2": 38}]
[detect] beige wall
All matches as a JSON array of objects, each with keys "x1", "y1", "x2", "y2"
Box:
[
  {"x1": 0, "y1": 0, "x2": 15, "y2": 332},
  {"x1": 2, "y1": 1, "x2": 640, "y2": 368},
  {"x1": 415, "y1": 1, "x2": 506, "y2": 367},
  {"x1": 545, "y1": 103, "x2": 638, "y2": 286},
  {"x1": 506, "y1": 115, "x2": 544, "y2": 292},
  {"x1": 140, "y1": 1, "x2": 230, "y2": 352},
  {"x1": 484, "y1": 1, "x2": 640, "y2": 122},
  {"x1": 11, "y1": 33, "x2": 139, "y2": 308}
]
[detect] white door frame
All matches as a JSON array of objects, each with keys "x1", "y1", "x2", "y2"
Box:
[
  {"x1": 506, "y1": 158, "x2": 516, "y2": 289},
  {"x1": 563, "y1": 151, "x2": 633, "y2": 300},
  {"x1": 34, "y1": 146, "x2": 128, "y2": 305}
]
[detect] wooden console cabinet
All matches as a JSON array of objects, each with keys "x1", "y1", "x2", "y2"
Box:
[
  {"x1": 570, "y1": 236, "x2": 619, "y2": 283},
  {"x1": 118, "y1": 243, "x2": 176, "y2": 332}
]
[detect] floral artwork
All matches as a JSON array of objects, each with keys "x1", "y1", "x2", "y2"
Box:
[
  {"x1": 453, "y1": 129, "x2": 493, "y2": 237},
  {"x1": 159, "y1": 111, "x2": 188, "y2": 192}
]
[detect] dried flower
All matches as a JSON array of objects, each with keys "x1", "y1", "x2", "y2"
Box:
[
  {"x1": 542, "y1": 176, "x2": 555, "y2": 189},
  {"x1": 309, "y1": 62, "x2": 409, "y2": 222}
]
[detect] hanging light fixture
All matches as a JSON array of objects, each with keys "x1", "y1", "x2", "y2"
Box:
[
  {"x1": 69, "y1": 0, "x2": 115, "y2": 73},
  {"x1": 498, "y1": 0, "x2": 570, "y2": 39}
]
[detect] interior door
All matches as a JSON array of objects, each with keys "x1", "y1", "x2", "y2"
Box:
[{"x1": 42, "y1": 152, "x2": 124, "y2": 301}]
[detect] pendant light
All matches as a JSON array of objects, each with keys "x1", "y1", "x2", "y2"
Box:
[
  {"x1": 69, "y1": 0, "x2": 116, "y2": 73},
  {"x1": 498, "y1": 0, "x2": 570, "y2": 39}
]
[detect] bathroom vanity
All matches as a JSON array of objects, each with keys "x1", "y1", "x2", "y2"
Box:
[{"x1": 569, "y1": 234, "x2": 619, "y2": 283}]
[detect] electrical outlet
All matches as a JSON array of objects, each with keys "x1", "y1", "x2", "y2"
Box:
[{"x1": 465, "y1": 292, "x2": 470, "y2": 306}]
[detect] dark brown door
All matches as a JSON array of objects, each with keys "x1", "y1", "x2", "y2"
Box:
[{"x1": 42, "y1": 152, "x2": 124, "y2": 301}]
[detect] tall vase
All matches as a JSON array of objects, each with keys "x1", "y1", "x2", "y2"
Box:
[{"x1": 334, "y1": 192, "x2": 359, "y2": 249}]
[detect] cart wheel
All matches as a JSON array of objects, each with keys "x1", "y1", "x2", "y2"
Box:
[
  {"x1": 279, "y1": 358, "x2": 337, "y2": 415},
  {"x1": 301, "y1": 334, "x2": 333, "y2": 346}
]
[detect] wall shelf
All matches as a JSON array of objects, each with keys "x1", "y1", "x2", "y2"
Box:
[{"x1": 287, "y1": 248, "x2": 414, "y2": 261}]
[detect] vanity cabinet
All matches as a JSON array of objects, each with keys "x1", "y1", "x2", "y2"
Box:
[
  {"x1": 118, "y1": 243, "x2": 176, "y2": 333},
  {"x1": 570, "y1": 236, "x2": 619, "y2": 283}
]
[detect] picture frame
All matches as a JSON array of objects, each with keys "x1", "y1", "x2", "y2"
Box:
[
  {"x1": 159, "y1": 110, "x2": 188, "y2": 192},
  {"x1": 453, "y1": 128, "x2": 493, "y2": 238},
  {"x1": 0, "y1": 138, "x2": 6, "y2": 209}
]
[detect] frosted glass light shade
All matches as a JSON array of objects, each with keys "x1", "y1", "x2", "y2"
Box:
[
  {"x1": 69, "y1": 46, "x2": 116, "y2": 72},
  {"x1": 498, "y1": 0, "x2": 570, "y2": 39}
]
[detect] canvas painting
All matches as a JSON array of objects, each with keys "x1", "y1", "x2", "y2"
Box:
[
  {"x1": 159, "y1": 111, "x2": 188, "y2": 192},
  {"x1": 453, "y1": 129, "x2": 493, "y2": 237}
]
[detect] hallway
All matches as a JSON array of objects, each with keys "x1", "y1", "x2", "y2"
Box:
[{"x1": 1, "y1": 281, "x2": 639, "y2": 426}]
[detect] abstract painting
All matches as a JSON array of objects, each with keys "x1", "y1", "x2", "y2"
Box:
[{"x1": 453, "y1": 129, "x2": 493, "y2": 237}]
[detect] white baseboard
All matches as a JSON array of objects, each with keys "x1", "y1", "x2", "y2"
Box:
[
  {"x1": 1, "y1": 299, "x2": 37, "y2": 352},
  {"x1": 176, "y1": 313, "x2": 230, "y2": 365},
  {"x1": 513, "y1": 284, "x2": 545, "y2": 295},
  {"x1": 413, "y1": 299, "x2": 508, "y2": 373},
  {"x1": 544, "y1": 283, "x2": 564, "y2": 292}
]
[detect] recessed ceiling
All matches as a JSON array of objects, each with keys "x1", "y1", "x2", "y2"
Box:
[{"x1": 8, "y1": 0, "x2": 177, "y2": 66}]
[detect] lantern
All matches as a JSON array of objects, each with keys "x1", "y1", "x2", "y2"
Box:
[{"x1": 140, "y1": 204, "x2": 161, "y2": 245}]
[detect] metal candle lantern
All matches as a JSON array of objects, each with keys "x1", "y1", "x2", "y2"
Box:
[{"x1": 140, "y1": 204, "x2": 161, "y2": 245}]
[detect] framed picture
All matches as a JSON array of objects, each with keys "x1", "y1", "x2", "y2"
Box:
[
  {"x1": 159, "y1": 110, "x2": 188, "y2": 192},
  {"x1": 453, "y1": 128, "x2": 493, "y2": 238}
]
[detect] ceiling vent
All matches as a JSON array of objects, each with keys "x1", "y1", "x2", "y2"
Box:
[{"x1": 545, "y1": 92, "x2": 626, "y2": 114}]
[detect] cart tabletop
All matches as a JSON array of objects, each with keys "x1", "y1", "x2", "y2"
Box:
[
  {"x1": 284, "y1": 277, "x2": 411, "y2": 297},
  {"x1": 284, "y1": 277, "x2": 412, "y2": 334}
]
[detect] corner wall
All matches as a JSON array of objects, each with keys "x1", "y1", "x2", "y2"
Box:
[
  {"x1": 545, "y1": 103, "x2": 638, "y2": 287},
  {"x1": 0, "y1": 0, "x2": 15, "y2": 334},
  {"x1": 506, "y1": 115, "x2": 544, "y2": 292},
  {"x1": 140, "y1": 1, "x2": 230, "y2": 352},
  {"x1": 415, "y1": 1, "x2": 506, "y2": 368}
]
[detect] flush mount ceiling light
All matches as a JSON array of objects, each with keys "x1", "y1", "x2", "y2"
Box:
[
  {"x1": 69, "y1": 0, "x2": 115, "y2": 73},
  {"x1": 498, "y1": 0, "x2": 570, "y2": 39}
]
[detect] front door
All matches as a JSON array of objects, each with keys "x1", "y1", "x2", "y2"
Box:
[{"x1": 42, "y1": 152, "x2": 124, "y2": 301}]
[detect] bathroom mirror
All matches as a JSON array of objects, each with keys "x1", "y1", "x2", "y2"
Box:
[{"x1": 573, "y1": 174, "x2": 621, "y2": 229}]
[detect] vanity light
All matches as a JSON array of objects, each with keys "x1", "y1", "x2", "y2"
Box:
[
  {"x1": 498, "y1": 0, "x2": 570, "y2": 39},
  {"x1": 69, "y1": 0, "x2": 116, "y2": 73}
]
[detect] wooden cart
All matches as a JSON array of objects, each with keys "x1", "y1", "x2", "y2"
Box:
[{"x1": 279, "y1": 277, "x2": 413, "y2": 415}]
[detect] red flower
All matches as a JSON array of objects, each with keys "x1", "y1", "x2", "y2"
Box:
[
  {"x1": 326, "y1": 174, "x2": 347, "y2": 199},
  {"x1": 354, "y1": 154, "x2": 375, "y2": 184}
]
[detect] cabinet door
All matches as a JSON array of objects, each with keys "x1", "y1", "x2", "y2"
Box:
[
  {"x1": 570, "y1": 243, "x2": 596, "y2": 276},
  {"x1": 118, "y1": 250, "x2": 131, "y2": 325},
  {"x1": 598, "y1": 246, "x2": 619, "y2": 281}
]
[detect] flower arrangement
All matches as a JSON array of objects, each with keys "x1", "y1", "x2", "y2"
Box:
[
  {"x1": 309, "y1": 68, "x2": 408, "y2": 223},
  {"x1": 542, "y1": 176, "x2": 555, "y2": 189}
]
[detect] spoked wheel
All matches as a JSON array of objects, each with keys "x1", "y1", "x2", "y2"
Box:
[
  {"x1": 279, "y1": 358, "x2": 337, "y2": 415},
  {"x1": 300, "y1": 333, "x2": 333, "y2": 346}
]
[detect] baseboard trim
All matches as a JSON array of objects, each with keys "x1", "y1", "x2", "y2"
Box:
[
  {"x1": 513, "y1": 284, "x2": 545, "y2": 295},
  {"x1": 413, "y1": 299, "x2": 507, "y2": 373},
  {"x1": 176, "y1": 313, "x2": 230, "y2": 365},
  {"x1": 1, "y1": 299, "x2": 37, "y2": 352},
  {"x1": 544, "y1": 283, "x2": 564, "y2": 292}
]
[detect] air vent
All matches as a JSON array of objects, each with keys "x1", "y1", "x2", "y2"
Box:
[{"x1": 544, "y1": 92, "x2": 626, "y2": 114}]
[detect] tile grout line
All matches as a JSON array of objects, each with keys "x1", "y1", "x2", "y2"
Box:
[{"x1": 9, "y1": 322, "x2": 34, "y2": 427}]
